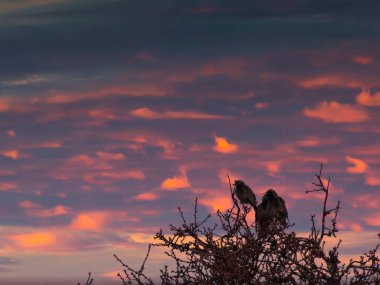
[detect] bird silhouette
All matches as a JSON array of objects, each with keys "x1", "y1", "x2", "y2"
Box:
[
  {"x1": 255, "y1": 189, "x2": 288, "y2": 229},
  {"x1": 234, "y1": 180, "x2": 257, "y2": 207},
  {"x1": 234, "y1": 181, "x2": 288, "y2": 230}
]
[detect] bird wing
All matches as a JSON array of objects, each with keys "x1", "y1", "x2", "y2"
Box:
[{"x1": 278, "y1": 197, "x2": 288, "y2": 219}]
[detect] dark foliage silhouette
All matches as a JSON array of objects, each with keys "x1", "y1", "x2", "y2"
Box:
[{"x1": 112, "y1": 165, "x2": 379, "y2": 284}]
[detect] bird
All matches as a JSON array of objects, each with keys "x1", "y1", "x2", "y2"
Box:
[
  {"x1": 255, "y1": 189, "x2": 288, "y2": 229},
  {"x1": 234, "y1": 180, "x2": 257, "y2": 207}
]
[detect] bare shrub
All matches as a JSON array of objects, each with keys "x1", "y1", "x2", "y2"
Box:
[{"x1": 114, "y1": 165, "x2": 380, "y2": 284}]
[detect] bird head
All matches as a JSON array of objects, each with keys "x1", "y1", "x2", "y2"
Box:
[
  {"x1": 234, "y1": 180, "x2": 245, "y2": 187},
  {"x1": 265, "y1": 189, "x2": 278, "y2": 199}
]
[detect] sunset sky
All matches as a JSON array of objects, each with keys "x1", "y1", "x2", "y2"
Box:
[{"x1": 1, "y1": 0, "x2": 380, "y2": 284}]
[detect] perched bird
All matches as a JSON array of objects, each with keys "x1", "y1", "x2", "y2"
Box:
[
  {"x1": 255, "y1": 189, "x2": 288, "y2": 228},
  {"x1": 234, "y1": 180, "x2": 257, "y2": 207}
]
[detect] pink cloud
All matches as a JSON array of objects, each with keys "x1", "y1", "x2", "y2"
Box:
[
  {"x1": 352, "y1": 56, "x2": 373, "y2": 65},
  {"x1": 218, "y1": 169, "x2": 240, "y2": 186},
  {"x1": 6, "y1": 130, "x2": 16, "y2": 137},
  {"x1": 0, "y1": 183, "x2": 18, "y2": 192},
  {"x1": 51, "y1": 153, "x2": 145, "y2": 185},
  {"x1": 32, "y1": 142, "x2": 62, "y2": 149},
  {"x1": 349, "y1": 223, "x2": 364, "y2": 232},
  {"x1": 135, "y1": 52, "x2": 154, "y2": 60},
  {"x1": 96, "y1": 151, "x2": 125, "y2": 161},
  {"x1": 44, "y1": 83, "x2": 170, "y2": 104},
  {"x1": 0, "y1": 0, "x2": 67, "y2": 14},
  {"x1": 265, "y1": 161, "x2": 281, "y2": 176},
  {"x1": 84, "y1": 170, "x2": 145, "y2": 184},
  {"x1": 191, "y1": 6, "x2": 237, "y2": 14},
  {"x1": 345, "y1": 156, "x2": 368, "y2": 174},
  {"x1": 356, "y1": 89, "x2": 380, "y2": 107},
  {"x1": 255, "y1": 102, "x2": 269, "y2": 109},
  {"x1": 0, "y1": 170, "x2": 14, "y2": 176},
  {"x1": 200, "y1": 58, "x2": 249, "y2": 79},
  {"x1": 29, "y1": 206, "x2": 70, "y2": 218},
  {"x1": 89, "y1": 109, "x2": 116, "y2": 120},
  {"x1": 352, "y1": 194, "x2": 380, "y2": 209},
  {"x1": 0, "y1": 98, "x2": 11, "y2": 112},
  {"x1": 298, "y1": 74, "x2": 364, "y2": 89},
  {"x1": 295, "y1": 136, "x2": 341, "y2": 147},
  {"x1": 213, "y1": 134, "x2": 238, "y2": 154},
  {"x1": 19, "y1": 200, "x2": 41, "y2": 209},
  {"x1": 364, "y1": 214, "x2": 380, "y2": 227},
  {"x1": 303, "y1": 101, "x2": 369, "y2": 123},
  {"x1": 130, "y1": 107, "x2": 225, "y2": 120},
  {"x1": 19, "y1": 200, "x2": 70, "y2": 218}
]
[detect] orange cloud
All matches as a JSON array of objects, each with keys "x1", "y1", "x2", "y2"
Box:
[
  {"x1": 96, "y1": 151, "x2": 125, "y2": 160},
  {"x1": 265, "y1": 161, "x2": 280, "y2": 176},
  {"x1": 346, "y1": 156, "x2": 368, "y2": 174},
  {"x1": 2, "y1": 150, "x2": 19, "y2": 160},
  {"x1": 364, "y1": 173, "x2": 380, "y2": 186},
  {"x1": 70, "y1": 211, "x2": 128, "y2": 230},
  {"x1": 135, "y1": 192, "x2": 158, "y2": 201},
  {"x1": 102, "y1": 271, "x2": 120, "y2": 279},
  {"x1": 356, "y1": 89, "x2": 380, "y2": 107},
  {"x1": 161, "y1": 168, "x2": 190, "y2": 190},
  {"x1": 71, "y1": 212, "x2": 108, "y2": 230},
  {"x1": 200, "y1": 195, "x2": 232, "y2": 212},
  {"x1": 213, "y1": 134, "x2": 238, "y2": 154},
  {"x1": 352, "y1": 56, "x2": 373, "y2": 65},
  {"x1": 364, "y1": 214, "x2": 380, "y2": 227},
  {"x1": 10, "y1": 232, "x2": 56, "y2": 248},
  {"x1": 303, "y1": 101, "x2": 369, "y2": 123},
  {"x1": 130, "y1": 107, "x2": 225, "y2": 120},
  {"x1": 129, "y1": 233, "x2": 156, "y2": 244}
]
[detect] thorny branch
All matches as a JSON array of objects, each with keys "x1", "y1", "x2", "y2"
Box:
[
  {"x1": 114, "y1": 165, "x2": 380, "y2": 284},
  {"x1": 77, "y1": 272, "x2": 94, "y2": 285}
]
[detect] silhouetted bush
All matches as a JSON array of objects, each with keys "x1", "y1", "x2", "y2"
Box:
[{"x1": 114, "y1": 165, "x2": 379, "y2": 284}]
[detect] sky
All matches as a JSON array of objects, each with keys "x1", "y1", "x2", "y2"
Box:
[{"x1": 0, "y1": 0, "x2": 380, "y2": 283}]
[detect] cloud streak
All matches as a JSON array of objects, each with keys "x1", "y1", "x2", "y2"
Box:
[
  {"x1": 303, "y1": 101, "x2": 369, "y2": 123},
  {"x1": 130, "y1": 108, "x2": 226, "y2": 120}
]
